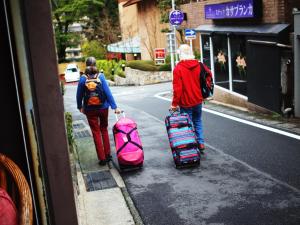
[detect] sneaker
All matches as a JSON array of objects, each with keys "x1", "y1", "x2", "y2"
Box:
[
  {"x1": 199, "y1": 144, "x2": 205, "y2": 154},
  {"x1": 105, "y1": 155, "x2": 112, "y2": 162},
  {"x1": 98, "y1": 160, "x2": 106, "y2": 166}
]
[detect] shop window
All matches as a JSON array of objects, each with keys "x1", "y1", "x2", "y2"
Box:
[
  {"x1": 213, "y1": 35, "x2": 229, "y2": 89},
  {"x1": 231, "y1": 36, "x2": 247, "y2": 96},
  {"x1": 201, "y1": 35, "x2": 211, "y2": 69}
]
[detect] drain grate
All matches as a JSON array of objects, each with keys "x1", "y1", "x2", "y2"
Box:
[
  {"x1": 74, "y1": 130, "x2": 91, "y2": 138},
  {"x1": 83, "y1": 171, "x2": 117, "y2": 192},
  {"x1": 73, "y1": 123, "x2": 84, "y2": 129}
]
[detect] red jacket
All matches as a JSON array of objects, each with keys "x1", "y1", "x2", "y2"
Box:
[{"x1": 172, "y1": 59, "x2": 212, "y2": 108}]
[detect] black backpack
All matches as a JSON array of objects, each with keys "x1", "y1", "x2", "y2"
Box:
[
  {"x1": 83, "y1": 74, "x2": 106, "y2": 106},
  {"x1": 199, "y1": 62, "x2": 214, "y2": 99}
]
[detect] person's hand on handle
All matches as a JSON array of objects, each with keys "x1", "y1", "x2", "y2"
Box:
[
  {"x1": 114, "y1": 108, "x2": 122, "y2": 114},
  {"x1": 79, "y1": 108, "x2": 84, "y2": 114},
  {"x1": 169, "y1": 105, "x2": 178, "y2": 112}
]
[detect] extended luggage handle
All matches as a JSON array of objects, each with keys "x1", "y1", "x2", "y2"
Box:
[
  {"x1": 169, "y1": 108, "x2": 180, "y2": 115},
  {"x1": 114, "y1": 110, "x2": 125, "y2": 121}
]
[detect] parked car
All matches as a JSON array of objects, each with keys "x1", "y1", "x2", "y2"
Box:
[{"x1": 64, "y1": 64, "x2": 80, "y2": 82}]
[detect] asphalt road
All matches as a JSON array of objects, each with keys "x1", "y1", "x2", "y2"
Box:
[{"x1": 109, "y1": 82, "x2": 300, "y2": 225}]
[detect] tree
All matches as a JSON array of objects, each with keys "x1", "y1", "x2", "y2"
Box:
[
  {"x1": 51, "y1": 0, "x2": 105, "y2": 62},
  {"x1": 156, "y1": 0, "x2": 186, "y2": 44},
  {"x1": 156, "y1": 0, "x2": 187, "y2": 23},
  {"x1": 83, "y1": 0, "x2": 121, "y2": 44},
  {"x1": 81, "y1": 40, "x2": 106, "y2": 59}
]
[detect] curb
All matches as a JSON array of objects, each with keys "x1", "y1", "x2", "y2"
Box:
[
  {"x1": 120, "y1": 187, "x2": 144, "y2": 225},
  {"x1": 108, "y1": 161, "x2": 144, "y2": 225}
]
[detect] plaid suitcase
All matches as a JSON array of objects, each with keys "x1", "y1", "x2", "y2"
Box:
[{"x1": 165, "y1": 111, "x2": 200, "y2": 168}]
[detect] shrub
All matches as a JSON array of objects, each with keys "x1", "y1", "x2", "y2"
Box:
[
  {"x1": 158, "y1": 64, "x2": 171, "y2": 71},
  {"x1": 194, "y1": 49, "x2": 201, "y2": 60},
  {"x1": 96, "y1": 60, "x2": 126, "y2": 81},
  {"x1": 81, "y1": 40, "x2": 106, "y2": 60},
  {"x1": 65, "y1": 112, "x2": 74, "y2": 152},
  {"x1": 165, "y1": 54, "x2": 171, "y2": 64},
  {"x1": 126, "y1": 60, "x2": 158, "y2": 71}
]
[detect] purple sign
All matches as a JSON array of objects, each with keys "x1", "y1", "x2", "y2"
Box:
[
  {"x1": 205, "y1": 0, "x2": 254, "y2": 19},
  {"x1": 169, "y1": 10, "x2": 184, "y2": 25}
]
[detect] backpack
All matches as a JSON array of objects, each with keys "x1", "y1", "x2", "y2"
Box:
[
  {"x1": 199, "y1": 62, "x2": 214, "y2": 99},
  {"x1": 83, "y1": 74, "x2": 106, "y2": 106}
]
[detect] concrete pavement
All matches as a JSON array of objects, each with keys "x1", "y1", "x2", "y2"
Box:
[
  {"x1": 64, "y1": 83, "x2": 300, "y2": 225},
  {"x1": 64, "y1": 84, "x2": 143, "y2": 225}
]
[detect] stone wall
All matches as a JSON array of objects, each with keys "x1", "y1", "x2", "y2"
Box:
[{"x1": 113, "y1": 67, "x2": 172, "y2": 86}]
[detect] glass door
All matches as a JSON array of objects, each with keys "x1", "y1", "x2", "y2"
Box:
[
  {"x1": 213, "y1": 35, "x2": 229, "y2": 90},
  {"x1": 231, "y1": 36, "x2": 247, "y2": 96}
]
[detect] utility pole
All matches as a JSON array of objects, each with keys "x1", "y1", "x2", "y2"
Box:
[{"x1": 171, "y1": 0, "x2": 178, "y2": 64}]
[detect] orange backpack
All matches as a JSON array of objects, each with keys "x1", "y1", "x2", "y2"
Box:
[{"x1": 83, "y1": 74, "x2": 105, "y2": 106}]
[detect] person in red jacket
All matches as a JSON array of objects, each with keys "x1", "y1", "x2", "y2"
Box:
[{"x1": 170, "y1": 44, "x2": 212, "y2": 153}]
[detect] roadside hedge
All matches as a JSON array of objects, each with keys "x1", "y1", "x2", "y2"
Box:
[
  {"x1": 96, "y1": 60, "x2": 126, "y2": 81},
  {"x1": 126, "y1": 60, "x2": 171, "y2": 72}
]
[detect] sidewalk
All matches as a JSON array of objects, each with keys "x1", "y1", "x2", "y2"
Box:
[
  {"x1": 70, "y1": 111, "x2": 143, "y2": 225},
  {"x1": 69, "y1": 90, "x2": 300, "y2": 225}
]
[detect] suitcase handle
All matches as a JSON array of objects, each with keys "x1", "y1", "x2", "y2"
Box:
[
  {"x1": 169, "y1": 108, "x2": 180, "y2": 115},
  {"x1": 115, "y1": 110, "x2": 125, "y2": 121}
]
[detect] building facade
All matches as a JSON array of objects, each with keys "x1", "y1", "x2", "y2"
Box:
[{"x1": 118, "y1": 0, "x2": 300, "y2": 114}]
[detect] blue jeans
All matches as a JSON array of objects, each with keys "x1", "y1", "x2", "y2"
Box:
[{"x1": 180, "y1": 104, "x2": 204, "y2": 144}]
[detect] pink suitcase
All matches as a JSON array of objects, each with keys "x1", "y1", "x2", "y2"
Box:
[{"x1": 113, "y1": 112, "x2": 144, "y2": 169}]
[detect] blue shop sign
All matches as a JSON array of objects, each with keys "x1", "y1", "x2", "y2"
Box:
[
  {"x1": 205, "y1": 0, "x2": 260, "y2": 19},
  {"x1": 169, "y1": 10, "x2": 184, "y2": 25}
]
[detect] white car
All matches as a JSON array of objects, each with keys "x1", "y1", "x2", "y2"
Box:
[{"x1": 64, "y1": 64, "x2": 80, "y2": 82}]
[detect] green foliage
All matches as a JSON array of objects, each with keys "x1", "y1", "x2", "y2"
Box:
[
  {"x1": 194, "y1": 49, "x2": 201, "y2": 60},
  {"x1": 81, "y1": 40, "x2": 106, "y2": 59},
  {"x1": 158, "y1": 64, "x2": 171, "y2": 71},
  {"x1": 156, "y1": 0, "x2": 187, "y2": 23},
  {"x1": 96, "y1": 60, "x2": 126, "y2": 81},
  {"x1": 165, "y1": 54, "x2": 171, "y2": 64},
  {"x1": 51, "y1": 0, "x2": 122, "y2": 62},
  {"x1": 65, "y1": 112, "x2": 74, "y2": 151},
  {"x1": 126, "y1": 60, "x2": 158, "y2": 71}
]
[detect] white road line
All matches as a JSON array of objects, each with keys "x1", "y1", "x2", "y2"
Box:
[
  {"x1": 154, "y1": 92, "x2": 300, "y2": 141},
  {"x1": 206, "y1": 143, "x2": 300, "y2": 193},
  {"x1": 134, "y1": 105, "x2": 300, "y2": 193}
]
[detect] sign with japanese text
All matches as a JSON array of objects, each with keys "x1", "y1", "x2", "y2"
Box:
[
  {"x1": 205, "y1": 0, "x2": 258, "y2": 19},
  {"x1": 154, "y1": 48, "x2": 166, "y2": 65}
]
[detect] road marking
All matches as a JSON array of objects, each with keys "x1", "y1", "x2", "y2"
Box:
[
  {"x1": 154, "y1": 92, "x2": 300, "y2": 141},
  {"x1": 131, "y1": 105, "x2": 300, "y2": 194},
  {"x1": 206, "y1": 143, "x2": 300, "y2": 194}
]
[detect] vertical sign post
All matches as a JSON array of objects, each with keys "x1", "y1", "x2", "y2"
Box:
[{"x1": 169, "y1": 4, "x2": 184, "y2": 72}]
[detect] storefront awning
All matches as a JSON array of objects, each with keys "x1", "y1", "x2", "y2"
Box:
[
  {"x1": 107, "y1": 36, "x2": 141, "y2": 53},
  {"x1": 195, "y1": 24, "x2": 290, "y2": 36},
  {"x1": 123, "y1": 0, "x2": 142, "y2": 7}
]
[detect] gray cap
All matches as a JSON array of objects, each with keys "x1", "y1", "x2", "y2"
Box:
[{"x1": 86, "y1": 57, "x2": 96, "y2": 66}]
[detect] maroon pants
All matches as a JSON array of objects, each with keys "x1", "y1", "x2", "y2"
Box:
[{"x1": 85, "y1": 109, "x2": 111, "y2": 161}]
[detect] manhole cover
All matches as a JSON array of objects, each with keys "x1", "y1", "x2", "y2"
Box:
[
  {"x1": 74, "y1": 130, "x2": 91, "y2": 138},
  {"x1": 83, "y1": 171, "x2": 117, "y2": 192}
]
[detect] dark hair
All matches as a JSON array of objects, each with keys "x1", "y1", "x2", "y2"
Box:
[
  {"x1": 85, "y1": 66, "x2": 98, "y2": 76},
  {"x1": 86, "y1": 57, "x2": 96, "y2": 66}
]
